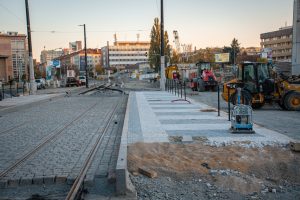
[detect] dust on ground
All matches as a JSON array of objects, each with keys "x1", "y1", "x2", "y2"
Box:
[{"x1": 128, "y1": 142, "x2": 300, "y2": 199}]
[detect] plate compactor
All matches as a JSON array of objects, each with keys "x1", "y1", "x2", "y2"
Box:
[{"x1": 230, "y1": 88, "x2": 255, "y2": 134}]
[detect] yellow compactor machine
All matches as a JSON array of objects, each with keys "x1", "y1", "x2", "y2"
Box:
[{"x1": 222, "y1": 62, "x2": 300, "y2": 111}]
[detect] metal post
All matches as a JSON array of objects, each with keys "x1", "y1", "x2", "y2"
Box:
[
  {"x1": 10, "y1": 81, "x2": 12, "y2": 98},
  {"x1": 180, "y1": 82, "x2": 182, "y2": 98},
  {"x1": 25, "y1": 0, "x2": 36, "y2": 94},
  {"x1": 217, "y1": 84, "x2": 220, "y2": 116},
  {"x1": 174, "y1": 80, "x2": 176, "y2": 96},
  {"x1": 184, "y1": 81, "x2": 186, "y2": 101},
  {"x1": 2, "y1": 84, "x2": 4, "y2": 100},
  {"x1": 227, "y1": 86, "x2": 230, "y2": 121},
  {"x1": 23, "y1": 81, "x2": 25, "y2": 95},
  {"x1": 17, "y1": 82, "x2": 19, "y2": 96},
  {"x1": 160, "y1": 0, "x2": 165, "y2": 91},
  {"x1": 83, "y1": 24, "x2": 89, "y2": 88}
]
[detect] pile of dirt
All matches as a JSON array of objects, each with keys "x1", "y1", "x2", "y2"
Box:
[{"x1": 128, "y1": 142, "x2": 300, "y2": 196}]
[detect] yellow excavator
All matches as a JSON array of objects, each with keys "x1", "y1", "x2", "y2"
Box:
[
  {"x1": 165, "y1": 65, "x2": 180, "y2": 80},
  {"x1": 222, "y1": 62, "x2": 300, "y2": 111}
]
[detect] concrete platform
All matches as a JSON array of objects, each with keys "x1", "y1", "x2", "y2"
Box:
[
  {"x1": 126, "y1": 91, "x2": 294, "y2": 146},
  {"x1": 116, "y1": 91, "x2": 296, "y2": 195}
]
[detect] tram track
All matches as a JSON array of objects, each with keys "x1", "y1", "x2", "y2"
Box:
[
  {"x1": 65, "y1": 92, "x2": 125, "y2": 200},
  {"x1": 0, "y1": 101, "x2": 99, "y2": 179}
]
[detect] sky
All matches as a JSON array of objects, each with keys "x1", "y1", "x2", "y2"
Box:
[{"x1": 0, "y1": 0, "x2": 294, "y2": 62}]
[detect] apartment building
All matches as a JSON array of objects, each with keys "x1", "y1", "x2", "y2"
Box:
[
  {"x1": 260, "y1": 26, "x2": 293, "y2": 62},
  {"x1": 0, "y1": 32, "x2": 28, "y2": 82},
  {"x1": 102, "y1": 41, "x2": 150, "y2": 69},
  {"x1": 40, "y1": 49, "x2": 64, "y2": 64}
]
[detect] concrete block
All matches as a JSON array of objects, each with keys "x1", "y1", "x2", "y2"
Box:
[
  {"x1": 290, "y1": 142, "x2": 300, "y2": 152},
  {"x1": 43, "y1": 176, "x2": 54, "y2": 184},
  {"x1": 0, "y1": 180, "x2": 8, "y2": 189},
  {"x1": 83, "y1": 175, "x2": 94, "y2": 187},
  {"x1": 108, "y1": 170, "x2": 116, "y2": 184},
  {"x1": 20, "y1": 178, "x2": 33, "y2": 186},
  {"x1": 32, "y1": 176, "x2": 44, "y2": 185},
  {"x1": 138, "y1": 167, "x2": 157, "y2": 178},
  {"x1": 55, "y1": 176, "x2": 67, "y2": 183},
  {"x1": 8, "y1": 178, "x2": 20, "y2": 187}
]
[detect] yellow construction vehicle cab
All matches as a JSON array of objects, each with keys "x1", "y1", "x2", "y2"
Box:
[
  {"x1": 222, "y1": 62, "x2": 300, "y2": 111},
  {"x1": 165, "y1": 65, "x2": 180, "y2": 80}
]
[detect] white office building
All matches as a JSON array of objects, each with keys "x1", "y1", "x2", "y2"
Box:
[{"x1": 102, "y1": 41, "x2": 150, "y2": 69}]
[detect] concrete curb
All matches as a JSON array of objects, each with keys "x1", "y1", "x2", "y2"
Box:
[{"x1": 116, "y1": 92, "x2": 137, "y2": 198}]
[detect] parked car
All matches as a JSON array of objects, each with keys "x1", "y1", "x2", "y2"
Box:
[
  {"x1": 78, "y1": 76, "x2": 86, "y2": 85},
  {"x1": 35, "y1": 79, "x2": 46, "y2": 89},
  {"x1": 66, "y1": 77, "x2": 80, "y2": 87}
]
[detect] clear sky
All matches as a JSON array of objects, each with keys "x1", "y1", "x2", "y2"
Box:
[{"x1": 0, "y1": 0, "x2": 294, "y2": 61}]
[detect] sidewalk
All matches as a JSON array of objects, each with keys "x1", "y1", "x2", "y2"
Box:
[
  {"x1": 0, "y1": 93, "x2": 61, "y2": 110},
  {"x1": 125, "y1": 91, "x2": 295, "y2": 146}
]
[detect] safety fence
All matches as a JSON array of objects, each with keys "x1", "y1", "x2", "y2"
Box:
[{"x1": 0, "y1": 81, "x2": 29, "y2": 101}]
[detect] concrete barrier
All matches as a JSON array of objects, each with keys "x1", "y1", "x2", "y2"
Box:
[{"x1": 116, "y1": 92, "x2": 137, "y2": 197}]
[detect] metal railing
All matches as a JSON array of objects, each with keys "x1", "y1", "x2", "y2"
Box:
[
  {"x1": 0, "y1": 81, "x2": 28, "y2": 101},
  {"x1": 165, "y1": 79, "x2": 189, "y2": 103}
]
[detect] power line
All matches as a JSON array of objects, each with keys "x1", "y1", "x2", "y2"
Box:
[
  {"x1": 31, "y1": 29, "x2": 150, "y2": 34},
  {"x1": 0, "y1": 3, "x2": 25, "y2": 25}
]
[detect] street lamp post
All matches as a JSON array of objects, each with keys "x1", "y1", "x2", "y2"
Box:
[
  {"x1": 160, "y1": 0, "x2": 166, "y2": 91},
  {"x1": 25, "y1": 0, "x2": 36, "y2": 94},
  {"x1": 79, "y1": 24, "x2": 89, "y2": 88}
]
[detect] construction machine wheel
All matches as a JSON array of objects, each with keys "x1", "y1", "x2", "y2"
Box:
[
  {"x1": 278, "y1": 101, "x2": 287, "y2": 110},
  {"x1": 230, "y1": 90, "x2": 252, "y2": 106},
  {"x1": 284, "y1": 92, "x2": 300, "y2": 111},
  {"x1": 197, "y1": 79, "x2": 205, "y2": 92},
  {"x1": 252, "y1": 103, "x2": 265, "y2": 109}
]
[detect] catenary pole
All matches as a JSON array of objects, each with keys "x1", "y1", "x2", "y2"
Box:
[
  {"x1": 25, "y1": 0, "x2": 36, "y2": 94},
  {"x1": 160, "y1": 0, "x2": 165, "y2": 90}
]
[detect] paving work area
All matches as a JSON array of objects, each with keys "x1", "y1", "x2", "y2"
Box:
[
  {"x1": 124, "y1": 91, "x2": 300, "y2": 200},
  {"x1": 0, "y1": 85, "x2": 127, "y2": 199}
]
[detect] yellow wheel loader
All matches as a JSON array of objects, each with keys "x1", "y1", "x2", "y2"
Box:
[{"x1": 222, "y1": 62, "x2": 300, "y2": 111}]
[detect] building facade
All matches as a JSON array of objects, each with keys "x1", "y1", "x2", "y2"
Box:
[
  {"x1": 40, "y1": 49, "x2": 64, "y2": 64},
  {"x1": 0, "y1": 32, "x2": 28, "y2": 82},
  {"x1": 58, "y1": 49, "x2": 101, "y2": 77},
  {"x1": 69, "y1": 41, "x2": 82, "y2": 53},
  {"x1": 101, "y1": 41, "x2": 150, "y2": 69},
  {"x1": 292, "y1": 0, "x2": 300, "y2": 75},
  {"x1": 260, "y1": 27, "x2": 293, "y2": 62}
]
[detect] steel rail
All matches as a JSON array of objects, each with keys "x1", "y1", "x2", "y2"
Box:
[
  {"x1": 65, "y1": 93, "x2": 124, "y2": 200},
  {"x1": 0, "y1": 102, "x2": 98, "y2": 179}
]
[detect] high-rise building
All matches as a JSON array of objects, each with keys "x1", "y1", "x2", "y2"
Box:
[
  {"x1": 0, "y1": 32, "x2": 28, "y2": 82},
  {"x1": 292, "y1": 0, "x2": 300, "y2": 75},
  {"x1": 57, "y1": 49, "x2": 101, "y2": 77},
  {"x1": 260, "y1": 27, "x2": 293, "y2": 62},
  {"x1": 40, "y1": 49, "x2": 64, "y2": 64},
  {"x1": 101, "y1": 41, "x2": 150, "y2": 69},
  {"x1": 69, "y1": 41, "x2": 82, "y2": 52}
]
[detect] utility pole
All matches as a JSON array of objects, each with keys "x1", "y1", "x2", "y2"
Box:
[
  {"x1": 160, "y1": 0, "x2": 166, "y2": 91},
  {"x1": 292, "y1": 0, "x2": 300, "y2": 75},
  {"x1": 79, "y1": 24, "x2": 89, "y2": 88},
  {"x1": 25, "y1": 0, "x2": 36, "y2": 94}
]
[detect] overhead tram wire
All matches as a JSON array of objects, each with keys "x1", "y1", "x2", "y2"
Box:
[
  {"x1": 0, "y1": 3, "x2": 26, "y2": 25},
  {"x1": 31, "y1": 29, "x2": 150, "y2": 34}
]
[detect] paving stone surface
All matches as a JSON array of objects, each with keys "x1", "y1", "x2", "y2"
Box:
[
  {"x1": 126, "y1": 91, "x2": 293, "y2": 146},
  {"x1": 0, "y1": 94, "x2": 124, "y2": 190}
]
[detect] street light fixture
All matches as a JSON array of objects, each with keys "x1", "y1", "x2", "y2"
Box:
[{"x1": 78, "y1": 24, "x2": 89, "y2": 88}]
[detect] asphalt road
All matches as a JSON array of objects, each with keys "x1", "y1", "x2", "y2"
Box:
[{"x1": 186, "y1": 89, "x2": 300, "y2": 141}]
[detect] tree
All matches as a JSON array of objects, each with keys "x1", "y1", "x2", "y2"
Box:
[
  {"x1": 148, "y1": 18, "x2": 171, "y2": 72},
  {"x1": 95, "y1": 64, "x2": 104, "y2": 75},
  {"x1": 223, "y1": 38, "x2": 241, "y2": 64}
]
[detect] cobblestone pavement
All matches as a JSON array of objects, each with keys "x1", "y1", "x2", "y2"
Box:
[
  {"x1": 0, "y1": 87, "x2": 126, "y2": 199},
  {"x1": 186, "y1": 89, "x2": 300, "y2": 141}
]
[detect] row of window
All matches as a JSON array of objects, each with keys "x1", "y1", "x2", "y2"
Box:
[
  {"x1": 264, "y1": 42, "x2": 292, "y2": 48},
  {"x1": 109, "y1": 48, "x2": 149, "y2": 52},
  {"x1": 110, "y1": 59, "x2": 147, "y2": 62},
  {"x1": 109, "y1": 54, "x2": 147, "y2": 57},
  {"x1": 262, "y1": 35, "x2": 292, "y2": 42},
  {"x1": 273, "y1": 48, "x2": 292, "y2": 53}
]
